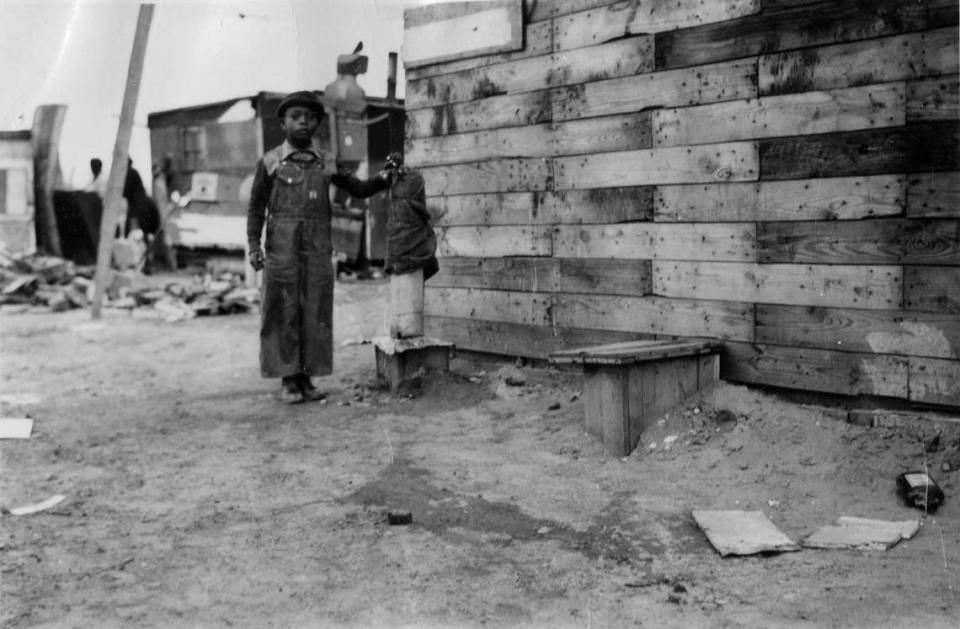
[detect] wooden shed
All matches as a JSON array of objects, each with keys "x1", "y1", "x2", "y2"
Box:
[{"x1": 404, "y1": 0, "x2": 960, "y2": 410}]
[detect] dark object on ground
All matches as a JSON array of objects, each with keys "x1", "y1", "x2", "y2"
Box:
[
  {"x1": 896, "y1": 471, "x2": 944, "y2": 514},
  {"x1": 713, "y1": 409, "x2": 738, "y2": 432},
  {"x1": 387, "y1": 510, "x2": 412, "y2": 525}
]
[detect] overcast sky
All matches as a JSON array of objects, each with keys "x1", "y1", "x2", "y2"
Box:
[{"x1": 0, "y1": 0, "x2": 422, "y2": 189}]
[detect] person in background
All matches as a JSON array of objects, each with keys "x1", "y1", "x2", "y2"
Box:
[
  {"x1": 246, "y1": 91, "x2": 336, "y2": 404},
  {"x1": 122, "y1": 157, "x2": 161, "y2": 273},
  {"x1": 83, "y1": 157, "x2": 107, "y2": 198}
]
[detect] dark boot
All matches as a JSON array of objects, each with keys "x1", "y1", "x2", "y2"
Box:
[{"x1": 277, "y1": 376, "x2": 303, "y2": 404}]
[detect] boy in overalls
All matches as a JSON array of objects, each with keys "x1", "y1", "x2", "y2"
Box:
[{"x1": 247, "y1": 91, "x2": 333, "y2": 404}]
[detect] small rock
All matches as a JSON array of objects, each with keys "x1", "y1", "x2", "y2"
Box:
[
  {"x1": 387, "y1": 510, "x2": 412, "y2": 525},
  {"x1": 547, "y1": 402, "x2": 561, "y2": 411},
  {"x1": 536, "y1": 526, "x2": 551, "y2": 535},
  {"x1": 505, "y1": 373, "x2": 527, "y2": 387}
]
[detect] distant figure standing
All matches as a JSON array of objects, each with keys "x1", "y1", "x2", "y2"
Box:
[
  {"x1": 123, "y1": 157, "x2": 161, "y2": 272},
  {"x1": 83, "y1": 158, "x2": 107, "y2": 198}
]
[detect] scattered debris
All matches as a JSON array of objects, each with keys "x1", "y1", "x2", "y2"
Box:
[
  {"x1": 3, "y1": 494, "x2": 67, "y2": 516},
  {"x1": 341, "y1": 337, "x2": 372, "y2": 347},
  {"x1": 692, "y1": 510, "x2": 801, "y2": 557},
  {"x1": 0, "y1": 418, "x2": 33, "y2": 439},
  {"x1": 896, "y1": 471, "x2": 944, "y2": 513},
  {"x1": 0, "y1": 252, "x2": 259, "y2": 318},
  {"x1": 802, "y1": 516, "x2": 920, "y2": 551},
  {"x1": 387, "y1": 510, "x2": 412, "y2": 525}
]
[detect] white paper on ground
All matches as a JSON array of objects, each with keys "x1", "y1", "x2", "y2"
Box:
[
  {"x1": 8, "y1": 494, "x2": 67, "y2": 516},
  {"x1": 0, "y1": 418, "x2": 33, "y2": 439},
  {"x1": 802, "y1": 516, "x2": 920, "y2": 551},
  {"x1": 692, "y1": 509, "x2": 801, "y2": 557}
]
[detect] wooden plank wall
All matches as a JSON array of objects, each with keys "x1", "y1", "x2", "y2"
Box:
[{"x1": 403, "y1": 0, "x2": 960, "y2": 408}]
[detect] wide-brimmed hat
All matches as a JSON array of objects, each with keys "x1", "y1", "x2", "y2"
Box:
[{"x1": 276, "y1": 91, "x2": 325, "y2": 118}]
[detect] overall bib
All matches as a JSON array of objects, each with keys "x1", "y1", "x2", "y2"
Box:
[{"x1": 260, "y1": 151, "x2": 334, "y2": 378}]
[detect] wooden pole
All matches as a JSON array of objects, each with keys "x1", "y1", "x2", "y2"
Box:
[
  {"x1": 31, "y1": 104, "x2": 67, "y2": 257},
  {"x1": 91, "y1": 4, "x2": 154, "y2": 319}
]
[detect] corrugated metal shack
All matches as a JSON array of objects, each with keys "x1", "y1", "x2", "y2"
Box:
[
  {"x1": 404, "y1": 0, "x2": 960, "y2": 409},
  {"x1": 147, "y1": 91, "x2": 404, "y2": 263}
]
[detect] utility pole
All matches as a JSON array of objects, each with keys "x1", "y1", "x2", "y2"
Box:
[{"x1": 91, "y1": 3, "x2": 154, "y2": 319}]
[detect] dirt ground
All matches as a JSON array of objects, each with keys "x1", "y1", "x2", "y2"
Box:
[{"x1": 2, "y1": 275, "x2": 959, "y2": 629}]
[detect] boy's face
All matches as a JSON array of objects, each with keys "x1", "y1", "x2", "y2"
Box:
[{"x1": 282, "y1": 106, "x2": 319, "y2": 145}]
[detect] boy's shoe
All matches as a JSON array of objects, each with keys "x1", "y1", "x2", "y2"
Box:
[
  {"x1": 278, "y1": 378, "x2": 304, "y2": 404},
  {"x1": 298, "y1": 376, "x2": 326, "y2": 402}
]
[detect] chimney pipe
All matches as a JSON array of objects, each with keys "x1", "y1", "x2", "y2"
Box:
[{"x1": 387, "y1": 52, "x2": 398, "y2": 101}]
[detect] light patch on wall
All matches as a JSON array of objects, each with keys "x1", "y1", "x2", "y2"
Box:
[{"x1": 866, "y1": 321, "x2": 955, "y2": 359}]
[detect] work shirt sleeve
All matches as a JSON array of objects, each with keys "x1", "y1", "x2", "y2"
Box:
[
  {"x1": 330, "y1": 172, "x2": 389, "y2": 199},
  {"x1": 246, "y1": 158, "x2": 272, "y2": 248}
]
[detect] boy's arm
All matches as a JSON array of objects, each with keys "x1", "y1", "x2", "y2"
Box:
[
  {"x1": 246, "y1": 159, "x2": 272, "y2": 268},
  {"x1": 330, "y1": 170, "x2": 389, "y2": 199}
]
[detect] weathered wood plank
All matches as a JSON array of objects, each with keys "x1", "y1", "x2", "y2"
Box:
[
  {"x1": 553, "y1": 0, "x2": 760, "y2": 51},
  {"x1": 758, "y1": 219, "x2": 960, "y2": 265},
  {"x1": 721, "y1": 341, "x2": 909, "y2": 398},
  {"x1": 552, "y1": 293, "x2": 754, "y2": 341},
  {"x1": 432, "y1": 187, "x2": 654, "y2": 226},
  {"x1": 653, "y1": 83, "x2": 905, "y2": 147},
  {"x1": 431, "y1": 191, "x2": 536, "y2": 226},
  {"x1": 759, "y1": 27, "x2": 960, "y2": 97},
  {"x1": 423, "y1": 315, "x2": 644, "y2": 359},
  {"x1": 406, "y1": 91, "x2": 551, "y2": 139},
  {"x1": 553, "y1": 223, "x2": 756, "y2": 261},
  {"x1": 558, "y1": 258, "x2": 651, "y2": 296},
  {"x1": 551, "y1": 59, "x2": 757, "y2": 121},
  {"x1": 403, "y1": 0, "x2": 523, "y2": 68},
  {"x1": 435, "y1": 225, "x2": 552, "y2": 257},
  {"x1": 405, "y1": 36, "x2": 654, "y2": 110},
  {"x1": 527, "y1": 0, "x2": 612, "y2": 23},
  {"x1": 655, "y1": 175, "x2": 905, "y2": 222},
  {"x1": 540, "y1": 187, "x2": 655, "y2": 224},
  {"x1": 909, "y1": 357, "x2": 960, "y2": 406},
  {"x1": 430, "y1": 257, "x2": 561, "y2": 292},
  {"x1": 904, "y1": 266, "x2": 960, "y2": 313},
  {"x1": 907, "y1": 75, "x2": 960, "y2": 121},
  {"x1": 421, "y1": 158, "x2": 551, "y2": 195},
  {"x1": 756, "y1": 305, "x2": 960, "y2": 359},
  {"x1": 406, "y1": 13, "x2": 552, "y2": 81},
  {"x1": 656, "y1": 0, "x2": 958, "y2": 71},
  {"x1": 555, "y1": 142, "x2": 759, "y2": 189},
  {"x1": 425, "y1": 286, "x2": 552, "y2": 325},
  {"x1": 907, "y1": 172, "x2": 960, "y2": 218},
  {"x1": 406, "y1": 112, "x2": 652, "y2": 166},
  {"x1": 654, "y1": 262, "x2": 903, "y2": 310},
  {"x1": 428, "y1": 257, "x2": 651, "y2": 296},
  {"x1": 759, "y1": 122, "x2": 960, "y2": 180}
]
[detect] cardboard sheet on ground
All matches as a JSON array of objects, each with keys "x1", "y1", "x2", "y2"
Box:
[
  {"x1": 803, "y1": 516, "x2": 920, "y2": 551},
  {"x1": 693, "y1": 510, "x2": 801, "y2": 557},
  {"x1": 0, "y1": 418, "x2": 33, "y2": 439}
]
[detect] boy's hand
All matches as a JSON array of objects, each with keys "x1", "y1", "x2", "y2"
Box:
[{"x1": 249, "y1": 247, "x2": 265, "y2": 271}]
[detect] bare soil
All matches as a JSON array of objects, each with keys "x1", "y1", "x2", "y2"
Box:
[{"x1": 2, "y1": 277, "x2": 959, "y2": 628}]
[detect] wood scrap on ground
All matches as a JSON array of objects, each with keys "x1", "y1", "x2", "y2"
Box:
[{"x1": 0, "y1": 252, "x2": 258, "y2": 319}]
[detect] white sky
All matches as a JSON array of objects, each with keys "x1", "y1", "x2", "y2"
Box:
[{"x1": 0, "y1": 0, "x2": 424, "y2": 189}]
